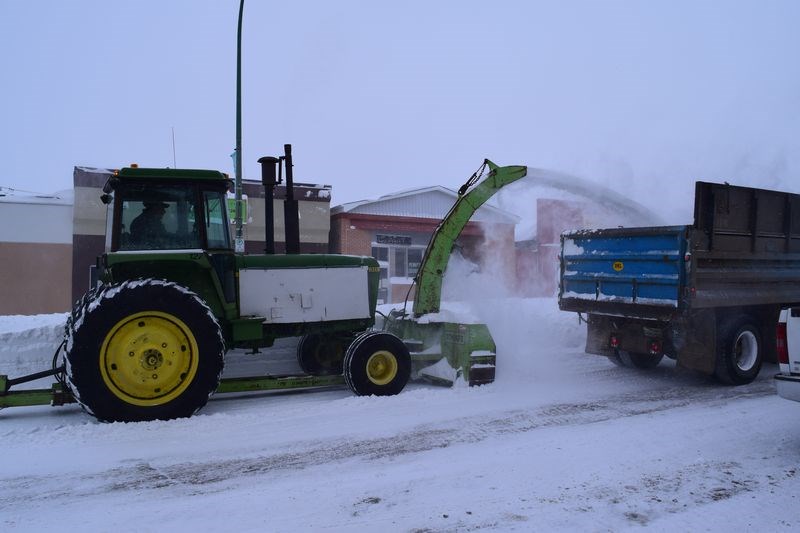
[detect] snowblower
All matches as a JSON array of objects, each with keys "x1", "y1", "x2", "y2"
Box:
[
  {"x1": 0, "y1": 156, "x2": 527, "y2": 421},
  {"x1": 385, "y1": 159, "x2": 528, "y2": 386}
]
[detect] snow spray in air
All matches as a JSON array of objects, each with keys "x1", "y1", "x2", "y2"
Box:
[{"x1": 438, "y1": 168, "x2": 660, "y2": 385}]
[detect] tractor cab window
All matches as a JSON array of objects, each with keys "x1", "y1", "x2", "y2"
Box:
[
  {"x1": 203, "y1": 190, "x2": 232, "y2": 250},
  {"x1": 119, "y1": 186, "x2": 201, "y2": 250}
]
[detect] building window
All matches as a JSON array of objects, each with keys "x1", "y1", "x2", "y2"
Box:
[
  {"x1": 408, "y1": 248, "x2": 423, "y2": 277},
  {"x1": 392, "y1": 248, "x2": 407, "y2": 278},
  {"x1": 372, "y1": 244, "x2": 426, "y2": 279},
  {"x1": 377, "y1": 268, "x2": 388, "y2": 304},
  {"x1": 372, "y1": 241, "x2": 427, "y2": 303},
  {"x1": 371, "y1": 246, "x2": 388, "y2": 262}
]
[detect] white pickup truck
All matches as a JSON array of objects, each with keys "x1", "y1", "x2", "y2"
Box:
[{"x1": 776, "y1": 307, "x2": 800, "y2": 402}]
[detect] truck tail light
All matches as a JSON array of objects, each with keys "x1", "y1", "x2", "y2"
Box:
[
  {"x1": 777, "y1": 322, "x2": 789, "y2": 365},
  {"x1": 610, "y1": 335, "x2": 619, "y2": 348},
  {"x1": 648, "y1": 339, "x2": 662, "y2": 355}
]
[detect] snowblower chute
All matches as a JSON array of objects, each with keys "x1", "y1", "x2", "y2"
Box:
[{"x1": 385, "y1": 159, "x2": 528, "y2": 386}]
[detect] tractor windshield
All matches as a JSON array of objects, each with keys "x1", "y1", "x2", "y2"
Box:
[
  {"x1": 118, "y1": 185, "x2": 202, "y2": 251},
  {"x1": 116, "y1": 183, "x2": 232, "y2": 252}
]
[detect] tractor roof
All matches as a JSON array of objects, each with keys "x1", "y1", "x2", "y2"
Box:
[{"x1": 117, "y1": 167, "x2": 230, "y2": 183}]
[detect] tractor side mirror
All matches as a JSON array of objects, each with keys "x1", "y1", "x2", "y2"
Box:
[{"x1": 102, "y1": 177, "x2": 119, "y2": 194}]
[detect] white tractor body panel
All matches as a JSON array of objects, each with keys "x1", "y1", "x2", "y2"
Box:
[{"x1": 239, "y1": 267, "x2": 371, "y2": 324}]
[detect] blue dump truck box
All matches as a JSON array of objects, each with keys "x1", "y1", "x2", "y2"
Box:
[
  {"x1": 561, "y1": 226, "x2": 688, "y2": 319},
  {"x1": 558, "y1": 181, "x2": 800, "y2": 385}
]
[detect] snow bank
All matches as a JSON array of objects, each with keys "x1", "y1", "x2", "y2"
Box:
[{"x1": 0, "y1": 313, "x2": 66, "y2": 378}]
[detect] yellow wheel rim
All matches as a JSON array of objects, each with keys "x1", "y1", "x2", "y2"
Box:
[
  {"x1": 366, "y1": 350, "x2": 398, "y2": 386},
  {"x1": 99, "y1": 311, "x2": 199, "y2": 407}
]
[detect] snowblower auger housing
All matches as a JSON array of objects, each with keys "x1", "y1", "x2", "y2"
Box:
[{"x1": 385, "y1": 160, "x2": 528, "y2": 387}]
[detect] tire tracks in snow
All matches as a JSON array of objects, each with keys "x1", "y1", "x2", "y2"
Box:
[{"x1": 0, "y1": 377, "x2": 776, "y2": 508}]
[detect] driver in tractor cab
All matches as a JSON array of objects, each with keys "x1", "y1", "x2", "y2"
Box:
[{"x1": 129, "y1": 201, "x2": 168, "y2": 246}]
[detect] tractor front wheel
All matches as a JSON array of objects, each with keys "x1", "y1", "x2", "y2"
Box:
[
  {"x1": 344, "y1": 332, "x2": 411, "y2": 396},
  {"x1": 65, "y1": 279, "x2": 225, "y2": 422}
]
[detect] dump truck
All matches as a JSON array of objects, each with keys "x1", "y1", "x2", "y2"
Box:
[
  {"x1": 559, "y1": 181, "x2": 800, "y2": 384},
  {"x1": 0, "y1": 152, "x2": 527, "y2": 421}
]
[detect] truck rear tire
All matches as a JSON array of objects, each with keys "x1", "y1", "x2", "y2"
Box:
[
  {"x1": 617, "y1": 350, "x2": 664, "y2": 369},
  {"x1": 714, "y1": 318, "x2": 762, "y2": 385},
  {"x1": 297, "y1": 334, "x2": 347, "y2": 375},
  {"x1": 65, "y1": 279, "x2": 225, "y2": 422},
  {"x1": 344, "y1": 331, "x2": 411, "y2": 396}
]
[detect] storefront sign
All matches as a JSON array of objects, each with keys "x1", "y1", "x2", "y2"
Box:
[{"x1": 376, "y1": 234, "x2": 412, "y2": 246}]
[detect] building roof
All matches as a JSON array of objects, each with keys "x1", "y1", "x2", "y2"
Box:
[
  {"x1": 332, "y1": 185, "x2": 519, "y2": 224},
  {"x1": 0, "y1": 187, "x2": 73, "y2": 206}
]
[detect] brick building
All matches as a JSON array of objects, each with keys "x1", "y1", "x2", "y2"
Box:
[
  {"x1": 330, "y1": 186, "x2": 518, "y2": 304},
  {"x1": 515, "y1": 198, "x2": 585, "y2": 297}
]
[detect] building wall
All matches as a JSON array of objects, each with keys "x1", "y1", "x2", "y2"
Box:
[
  {"x1": 0, "y1": 200, "x2": 73, "y2": 314},
  {"x1": 0, "y1": 242, "x2": 72, "y2": 314},
  {"x1": 332, "y1": 212, "x2": 516, "y2": 304},
  {"x1": 516, "y1": 198, "x2": 585, "y2": 297},
  {"x1": 239, "y1": 181, "x2": 331, "y2": 254},
  {"x1": 72, "y1": 167, "x2": 111, "y2": 304}
]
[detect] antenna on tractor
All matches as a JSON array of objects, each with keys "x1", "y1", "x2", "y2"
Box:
[{"x1": 171, "y1": 126, "x2": 177, "y2": 168}]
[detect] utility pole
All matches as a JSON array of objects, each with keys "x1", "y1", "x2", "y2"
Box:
[{"x1": 234, "y1": 0, "x2": 245, "y2": 253}]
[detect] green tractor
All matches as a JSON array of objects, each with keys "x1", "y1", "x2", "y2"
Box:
[{"x1": 1, "y1": 152, "x2": 527, "y2": 422}]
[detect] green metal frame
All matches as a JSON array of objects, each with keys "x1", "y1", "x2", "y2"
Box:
[
  {"x1": 0, "y1": 373, "x2": 345, "y2": 409},
  {"x1": 413, "y1": 160, "x2": 527, "y2": 316}
]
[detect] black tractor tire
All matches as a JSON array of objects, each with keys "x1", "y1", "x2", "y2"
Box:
[
  {"x1": 617, "y1": 350, "x2": 664, "y2": 369},
  {"x1": 296, "y1": 334, "x2": 348, "y2": 375},
  {"x1": 344, "y1": 331, "x2": 411, "y2": 396},
  {"x1": 65, "y1": 279, "x2": 225, "y2": 422},
  {"x1": 714, "y1": 317, "x2": 762, "y2": 385}
]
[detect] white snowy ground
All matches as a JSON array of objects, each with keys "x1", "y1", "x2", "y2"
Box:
[{"x1": 1, "y1": 298, "x2": 799, "y2": 532}]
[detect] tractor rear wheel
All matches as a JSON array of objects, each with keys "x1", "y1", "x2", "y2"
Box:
[
  {"x1": 344, "y1": 332, "x2": 411, "y2": 396},
  {"x1": 296, "y1": 334, "x2": 348, "y2": 375},
  {"x1": 65, "y1": 279, "x2": 225, "y2": 422}
]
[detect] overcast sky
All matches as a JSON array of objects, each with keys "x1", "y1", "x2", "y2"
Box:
[{"x1": 1, "y1": 0, "x2": 798, "y2": 219}]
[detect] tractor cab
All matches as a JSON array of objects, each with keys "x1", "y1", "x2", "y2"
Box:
[{"x1": 106, "y1": 167, "x2": 233, "y2": 253}]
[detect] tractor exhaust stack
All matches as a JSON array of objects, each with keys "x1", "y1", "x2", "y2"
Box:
[
  {"x1": 257, "y1": 155, "x2": 280, "y2": 254},
  {"x1": 258, "y1": 144, "x2": 301, "y2": 254},
  {"x1": 283, "y1": 144, "x2": 300, "y2": 254}
]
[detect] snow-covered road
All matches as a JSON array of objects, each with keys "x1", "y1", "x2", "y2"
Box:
[{"x1": 1, "y1": 299, "x2": 799, "y2": 532}]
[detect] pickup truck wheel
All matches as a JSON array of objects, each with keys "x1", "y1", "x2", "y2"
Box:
[
  {"x1": 714, "y1": 319, "x2": 762, "y2": 385},
  {"x1": 618, "y1": 350, "x2": 664, "y2": 369},
  {"x1": 65, "y1": 279, "x2": 225, "y2": 422},
  {"x1": 344, "y1": 332, "x2": 411, "y2": 396},
  {"x1": 297, "y1": 334, "x2": 347, "y2": 375}
]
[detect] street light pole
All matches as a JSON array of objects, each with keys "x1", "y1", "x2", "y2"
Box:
[{"x1": 234, "y1": 0, "x2": 245, "y2": 253}]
